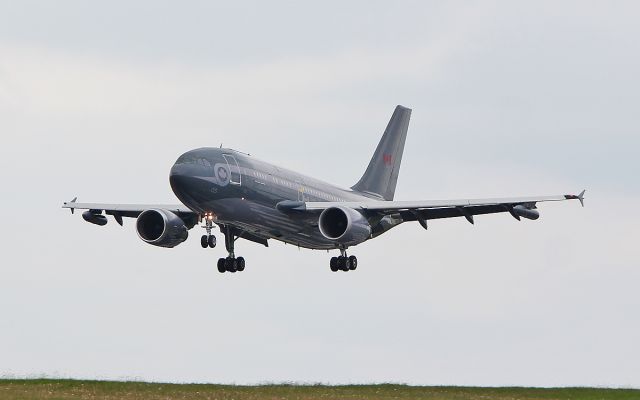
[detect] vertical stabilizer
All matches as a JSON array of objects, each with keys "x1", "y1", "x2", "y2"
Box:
[{"x1": 351, "y1": 105, "x2": 411, "y2": 200}]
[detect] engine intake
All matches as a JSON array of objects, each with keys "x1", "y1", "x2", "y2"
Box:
[
  {"x1": 136, "y1": 209, "x2": 188, "y2": 248},
  {"x1": 318, "y1": 206, "x2": 371, "y2": 245}
]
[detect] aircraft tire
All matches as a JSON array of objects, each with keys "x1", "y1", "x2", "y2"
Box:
[
  {"x1": 201, "y1": 235, "x2": 208, "y2": 248},
  {"x1": 217, "y1": 258, "x2": 226, "y2": 273},
  {"x1": 207, "y1": 235, "x2": 217, "y2": 248},
  {"x1": 236, "y1": 257, "x2": 245, "y2": 272},
  {"x1": 330, "y1": 257, "x2": 339, "y2": 272},
  {"x1": 348, "y1": 256, "x2": 357, "y2": 270},
  {"x1": 338, "y1": 257, "x2": 349, "y2": 271},
  {"x1": 225, "y1": 257, "x2": 237, "y2": 273}
]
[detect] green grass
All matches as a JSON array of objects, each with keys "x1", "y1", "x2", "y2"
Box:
[{"x1": 0, "y1": 379, "x2": 638, "y2": 400}]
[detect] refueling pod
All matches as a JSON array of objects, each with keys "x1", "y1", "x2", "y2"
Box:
[
  {"x1": 82, "y1": 210, "x2": 108, "y2": 226},
  {"x1": 136, "y1": 209, "x2": 189, "y2": 248},
  {"x1": 512, "y1": 205, "x2": 540, "y2": 220},
  {"x1": 318, "y1": 206, "x2": 372, "y2": 245}
]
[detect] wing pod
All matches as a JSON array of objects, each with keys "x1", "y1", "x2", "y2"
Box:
[
  {"x1": 512, "y1": 205, "x2": 540, "y2": 220},
  {"x1": 82, "y1": 210, "x2": 108, "y2": 226},
  {"x1": 318, "y1": 206, "x2": 372, "y2": 245},
  {"x1": 136, "y1": 209, "x2": 189, "y2": 248}
]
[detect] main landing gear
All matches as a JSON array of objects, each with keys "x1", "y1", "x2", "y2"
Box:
[
  {"x1": 216, "y1": 225, "x2": 246, "y2": 274},
  {"x1": 330, "y1": 248, "x2": 357, "y2": 272}
]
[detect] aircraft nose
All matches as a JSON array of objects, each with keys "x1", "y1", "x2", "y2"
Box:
[
  {"x1": 169, "y1": 162, "x2": 195, "y2": 190},
  {"x1": 169, "y1": 158, "x2": 213, "y2": 188},
  {"x1": 170, "y1": 162, "x2": 187, "y2": 178}
]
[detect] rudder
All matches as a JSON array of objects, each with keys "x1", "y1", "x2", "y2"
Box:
[{"x1": 351, "y1": 105, "x2": 411, "y2": 200}]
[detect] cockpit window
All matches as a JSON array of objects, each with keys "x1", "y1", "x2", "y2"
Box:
[
  {"x1": 176, "y1": 155, "x2": 212, "y2": 167},
  {"x1": 176, "y1": 155, "x2": 197, "y2": 164}
]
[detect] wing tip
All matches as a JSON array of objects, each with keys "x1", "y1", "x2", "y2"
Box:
[
  {"x1": 63, "y1": 197, "x2": 78, "y2": 213},
  {"x1": 578, "y1": 189, "x2": 586, "y2": 207},
  {"x1": 565, "y1": 190, "x2": 586, "y2": 207}
]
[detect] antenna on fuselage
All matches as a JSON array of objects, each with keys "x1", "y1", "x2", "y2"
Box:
[{"x1": 219, "y1": 143, "x2": 223, "y2": 148}]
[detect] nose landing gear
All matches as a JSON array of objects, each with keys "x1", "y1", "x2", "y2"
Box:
[{"x1": 201, "y1": 213, "x2": 217, "y2": 248}]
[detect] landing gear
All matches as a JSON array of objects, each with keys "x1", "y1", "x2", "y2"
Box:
[
  {"x1": 201, "y1": 234, "x2": 216, "y2": 248},
  {"x1": 200, "y1": 215, "x2": 246, "y2": 274},
  {"x1": 201, "y1": 214, "x2": 217, "y2": 248},
  {"x1": 217, "y1": 256, "x2": 246, "y2": 273},
  {"x1": 216, "y1": 225, "x2": 246, "y2": 273},
  {"x1": 329, "y1": 249, "x2": 357, "y2": 272}
]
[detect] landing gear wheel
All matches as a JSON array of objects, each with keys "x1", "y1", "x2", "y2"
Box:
[
  {"x1": 207, "y1": 235, "x2": 217, "y2": 248},
  {"x1": 348, "y1": 256, "x2": 357, "y2": 270},
  {"x1": 338, "y1": 257, "x2": 349, "y2": 271},
  {"x1": 236, "y1": 257, "x2": 245, "y2": 272},
  {"x1": 330, "y1": 257, "x2": 339, "y2": 272},
  {"x1": 201, "y1": 235, "x2": 208, "y2": 248},
  {"x1": 217, "y1": 258, "x2": 226, "y2": 273},
  {"x1": 225, "y1": 257, "x2": 237, "y2": 273}
]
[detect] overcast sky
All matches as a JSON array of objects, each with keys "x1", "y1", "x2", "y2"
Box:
[{"x1": 1, "y1": 0, "x2": 639, "y2": 387}]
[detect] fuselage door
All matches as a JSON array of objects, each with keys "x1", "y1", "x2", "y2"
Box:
[{"x1": 222, "y1": 154, "x2": 241, "y2": 185}]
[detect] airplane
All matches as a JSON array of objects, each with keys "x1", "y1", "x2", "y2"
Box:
[{"x1": 63, "y1": 105, "x2": 585, "y2": 273}]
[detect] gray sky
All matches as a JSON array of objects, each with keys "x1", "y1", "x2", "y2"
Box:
[{"x1": 1, "y1": 0, "x2": 639, "y2": 387}]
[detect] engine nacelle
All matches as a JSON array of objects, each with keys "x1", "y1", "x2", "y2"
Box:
[
  {"x1": 136, "y1": 209, "x2": 188, "y2": 248},
  {"x1": 318, "y1": 206, "x2": 372, "y2": 245}
]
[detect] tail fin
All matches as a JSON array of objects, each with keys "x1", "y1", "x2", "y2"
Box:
[{"x1": 351, "y1": 105, "x2": 411, "y2": 200}]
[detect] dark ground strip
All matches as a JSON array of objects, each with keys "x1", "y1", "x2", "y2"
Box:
[{"x1": 0, "y1": 380, "x2": 638, "y2": 400}]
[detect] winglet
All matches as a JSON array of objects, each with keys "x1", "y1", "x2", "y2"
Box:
[
  {"x1": 565, "y1": 190, "x2": 586, "y2": 207},
  {"x1": 64, "y1": 197, "x2": 78, "y2": 214}
]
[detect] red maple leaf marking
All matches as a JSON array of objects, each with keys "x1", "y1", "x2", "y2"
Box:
[{"x1": 383, "y1": 153, "x2": 393, "y2": 166}]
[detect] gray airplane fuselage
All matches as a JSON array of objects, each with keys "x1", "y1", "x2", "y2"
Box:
[{"x1": 169, "y1": 147, "x2": 380, "y2": 250}]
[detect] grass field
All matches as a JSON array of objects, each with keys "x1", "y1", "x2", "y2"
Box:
[{"x1": 0, "y1": 380, "x2": 638, "y2": 400}]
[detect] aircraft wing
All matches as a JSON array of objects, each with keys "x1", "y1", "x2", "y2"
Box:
[
  {"x1": 62, "y1": 198, "x2": 196, "y2": 226},
  {"x1": 300, "y1": 190, "x2": 585, "y2": 226}
]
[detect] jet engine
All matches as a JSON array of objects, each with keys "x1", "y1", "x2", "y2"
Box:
[
  {"x1": 136, "y1": 209, "x2": 189, "y2": 248},
  {"x1": 318, "y1": 206, "x2": 372, "y2": 245}
]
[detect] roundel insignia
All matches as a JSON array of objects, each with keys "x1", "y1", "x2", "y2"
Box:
[{"x1": 217, "y1": 166, "x2": 229, "y2": 182}]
